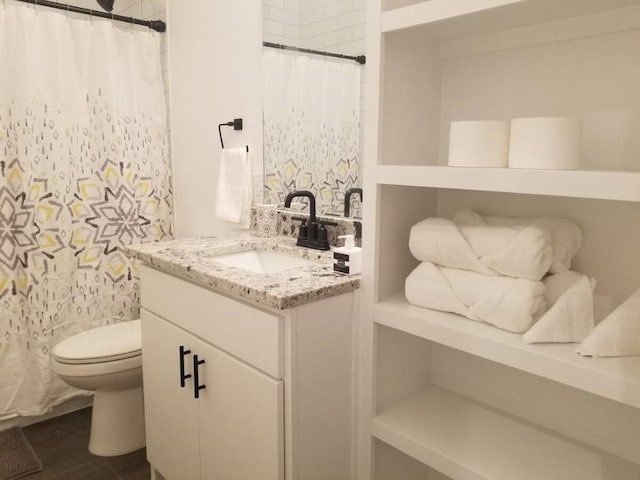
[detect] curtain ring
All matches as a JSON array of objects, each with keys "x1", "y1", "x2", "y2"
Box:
[{"x1": 66, "y1": 3, "x2": 70, "y2": 20}]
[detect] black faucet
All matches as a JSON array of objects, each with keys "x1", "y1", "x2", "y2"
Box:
[
  {"x1": 284, "y1": 190, "x2": 330, "y2": 250},
  {"x1": 344, "y1": 187, "x2": 363, "y2": 217}
]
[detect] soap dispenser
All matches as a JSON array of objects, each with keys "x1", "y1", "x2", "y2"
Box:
[{"x1": 333, "y1": 235, "x2": 362, "y2": 275}]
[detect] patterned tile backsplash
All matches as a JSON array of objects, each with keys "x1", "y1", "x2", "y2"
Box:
[{"x1": 251, "y1": 208, "x2": 362, "y2": 248}]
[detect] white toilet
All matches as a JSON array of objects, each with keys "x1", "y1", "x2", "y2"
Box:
[{"x1": 51, "y1": 319, "x2": 145, "y2": 457}]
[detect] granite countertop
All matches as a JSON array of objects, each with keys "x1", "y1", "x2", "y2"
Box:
[{"x1": 124, "y1": 234, "x2": 360, "y2": 310}]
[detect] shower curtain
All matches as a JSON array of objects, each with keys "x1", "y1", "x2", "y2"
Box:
[
  {"x1": 0, "y1": 3, "x2": 172, "y2": 417},
  {"x1": 262, "y1": 49, "x2": 361, "y2": 216}
]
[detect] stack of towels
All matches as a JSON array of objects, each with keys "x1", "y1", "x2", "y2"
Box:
[{"x1": 405, "y1": 209, "x2": 640, "y2": 357}]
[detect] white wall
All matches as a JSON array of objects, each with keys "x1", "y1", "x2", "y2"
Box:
[{"x1": 167, "y1": 0, "x2": 264, "y2": 237}]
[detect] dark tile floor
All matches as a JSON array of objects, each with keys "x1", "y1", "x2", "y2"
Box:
[{"x1": 22, "y1": 407, "x2": 150, "y2": 480}]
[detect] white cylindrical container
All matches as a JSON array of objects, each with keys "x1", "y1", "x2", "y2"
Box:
[
  {"x1": 508, "y1": 117, "x2": 581, "y2": 170},
  {"x1": 448, "y1": 120, "x2": 510, "y2": 168},
  {"x1": 254, "y1": 204, "x2": 279, "y2": 237}
]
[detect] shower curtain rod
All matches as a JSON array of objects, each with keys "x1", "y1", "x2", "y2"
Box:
[
  {"x1": 12, "y1": 0, "x2": 166, "y2": 32},
  {"x1": 263, "y1": 41, "x2": 366, "y2": 65}
]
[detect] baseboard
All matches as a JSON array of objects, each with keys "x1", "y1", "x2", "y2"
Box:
[{"x1": 0, "y1": 395, "x2": 93, "y2": 431}]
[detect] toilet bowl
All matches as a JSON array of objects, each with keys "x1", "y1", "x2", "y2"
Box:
[{"x1": 52, "y1": 319, "x2": 145, "y2": 457}]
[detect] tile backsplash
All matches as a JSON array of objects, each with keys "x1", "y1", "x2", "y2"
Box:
[{"x1": 251, "y1": 208, "x2": 362, "y2": 247}]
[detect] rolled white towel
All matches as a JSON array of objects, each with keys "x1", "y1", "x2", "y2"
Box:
[
  {"x1": 405, "y1": 262, "x2": 547, "y2": 333},
  {"x1": 454, "y1": 209, "x2": 582, "y2": 274},
  {"x1": 578, "y1": 288, "x2": 640, "y2": 357},
  {"x1": 524, "y1": 273, "x2": 596, "y2": 344},
  {"x1": 409, "y1": 217, "x2": 552, "y2": 280}
]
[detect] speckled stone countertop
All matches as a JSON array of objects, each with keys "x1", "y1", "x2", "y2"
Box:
[{"x1": 124, "y1": 234, "x2": 360, "y2": 310}]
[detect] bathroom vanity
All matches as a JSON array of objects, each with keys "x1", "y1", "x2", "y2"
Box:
[{"x1": 125, "y1": 235, "x2": 360, "y2": 480}]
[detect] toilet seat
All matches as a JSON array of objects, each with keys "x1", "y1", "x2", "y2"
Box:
[
  {"x1": 51, "y1": 353, "x2": 142, "y2": 378},
  {"x1": 53, "y1": 319, "x2": 141, "y2": 365}
]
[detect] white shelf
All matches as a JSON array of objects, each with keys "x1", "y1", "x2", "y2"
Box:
[
  {"x1": 376, "y1": 165, "x2": 640, "y2": 202},
  {"x1": 374, "y1": 292, "x2": 640, "y2": 409},
  {"x1": 372, "y1": 385, "x2": 638, "y2": 480},
  {"x1": 381, "y1": 0, "x2": 640, "y2": 37},
  {"x1": 381, "y1": 0, "x2": 523, "y2": 34}
]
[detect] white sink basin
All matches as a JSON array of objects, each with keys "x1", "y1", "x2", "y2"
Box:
[{"x1": 211, "y1": 249, "x2": 315, "y2": 274}]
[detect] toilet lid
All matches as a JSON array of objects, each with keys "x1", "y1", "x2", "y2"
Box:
[{"x1": 53, "y1": 320, "x2": 141, "y2": 364}]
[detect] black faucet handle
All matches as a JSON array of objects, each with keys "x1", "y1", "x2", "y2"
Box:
[
  {"x1": 307, "y1": 220, "x2": 318, "y2": 240},
  {"x1": 317, "y1": 223, "x2": 328, "y2": 243},
  {"x1": 319, "y1": 220, "x2": 338, "y2": 227},
  {"x1": 290, "y1": 216, "x2": 308, "y2": 240}
]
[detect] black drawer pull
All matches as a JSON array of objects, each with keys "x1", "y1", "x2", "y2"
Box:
[
  {"x1": 193, "y1": 354, "x2": 206, "y2": 399},
  {"x1": 179, "y1": 345, "x2": 191, "y2": 388}
]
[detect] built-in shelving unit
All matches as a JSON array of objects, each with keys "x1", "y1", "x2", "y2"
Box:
[{"x1": 361, "y1": 0, "x2": 640, "y2": 479}]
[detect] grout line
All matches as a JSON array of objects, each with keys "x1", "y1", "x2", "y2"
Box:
[{"x1": 104, "y1": 459, "x2": 122, "y2": 479}]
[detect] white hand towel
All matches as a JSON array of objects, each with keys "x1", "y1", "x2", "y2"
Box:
[
  {"x1": 524, "y1": 274, "x2": 595, "y2": 344},
  {"x1": 578, "y1": 288, "x2": 640, "y2": 357},
  {"x1": 214, "y1": 147, "x2": 252, "y2": 227},
  {"x1": 453, "y1": 209, "x2": 582, "y2": 274},
  {"x1": 409, "y1": 217, "x2": 552, "y2": 280},
  {"x1": 405, "y1": 262, "x2": 546, "y2": 333}
]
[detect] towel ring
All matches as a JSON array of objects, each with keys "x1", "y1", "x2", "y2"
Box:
[{"x1": 218, "y1": 118, "x2": 248, "y2": 152}]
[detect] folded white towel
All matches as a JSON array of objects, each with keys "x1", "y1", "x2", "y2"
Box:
[
  {"x1": 409, "y1": 217, "x2": 552, "y2": 280},
  {"x1": 214, "y1": 147, "x2": 253, "y2": 227},
  {"x1": 578, "y1": 288, "x2": 640, "y2": 357},
  {"x1": 524, "y1": 274, "x2": 595, "y2": 344},
  {"x1": 405, "y1": 262, "x2": 546, "y2": 333},
  {"x1": 453, "y1": 209, "x2": 582, "y2": 274}
]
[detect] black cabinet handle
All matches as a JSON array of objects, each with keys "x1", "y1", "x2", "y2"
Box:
[
  {"x1": 179, "y1": 345, "x2": 192, "y2": 388},
  {"x1": 193, "y1": 354, "x2": 206, "y2": 399}
]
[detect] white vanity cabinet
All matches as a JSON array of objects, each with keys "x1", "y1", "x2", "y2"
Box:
[
  {"x1": 138, "y1": 264, "x2": 356, "y2": 480},
  {"x1": 142, "y1": 310, "x2": 283, "y2": 480},
  {"x1": 360, "y1": 1, "x2": 640, "y2": 479}
]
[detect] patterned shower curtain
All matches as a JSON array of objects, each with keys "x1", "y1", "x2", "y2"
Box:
[
  {"x1": 262, "y1": 50, "x2": 361, "y2": 216},
  {"x1": 0, "y1": 3, "x2": 172, "y2": 417}
]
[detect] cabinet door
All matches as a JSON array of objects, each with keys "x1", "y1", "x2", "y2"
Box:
[
  {"x1": 196, "y1": 340, "x2": 284, "y2": 480},
  {"x1": 142, "y1": 309, "x2": 200, "y2": 480}
]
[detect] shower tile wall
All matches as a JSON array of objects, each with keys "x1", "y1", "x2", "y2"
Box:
[
  {"x1": 263, "y1": 0, "x2": 365, "y2": 54},
  {"x1": 263, "y1": 0, "x2": 300, "y2": 46}
]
